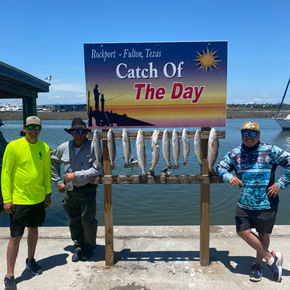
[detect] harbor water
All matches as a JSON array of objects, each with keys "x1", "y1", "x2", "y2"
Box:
[{"x1": 1, "y1": 118, "x2": 290, "y2": 227}]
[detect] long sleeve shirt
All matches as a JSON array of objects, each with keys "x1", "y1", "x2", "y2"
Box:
[
  {"x1": 216, "y1": 142, "x2": 290, "y2": 210},
  {"x1": 1, "y1": 137, "x2": 51, "y2": 205},
  {"x1": 51, "y1": 138, "x2": 102, "y2": 187}
]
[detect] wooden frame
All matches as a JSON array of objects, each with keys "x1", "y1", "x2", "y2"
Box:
[{"x1": 89, "y1": 128, "x2": 225, "y2": 266}]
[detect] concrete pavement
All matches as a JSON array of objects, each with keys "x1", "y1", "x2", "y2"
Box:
[{"x1": 1, "y1": 225, "x2": 290, "y2": 289}]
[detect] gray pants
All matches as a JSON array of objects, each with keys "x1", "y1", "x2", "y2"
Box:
[{"x1": 62, "y1": 184, "x2": 98, "y2": 251}]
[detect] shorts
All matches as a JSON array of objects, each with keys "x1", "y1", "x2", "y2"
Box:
[
  {"x1": 235, "y1": 205, "x2": 278, "y2": 235},
  {"x1": 9, "y1": 201, "x2": 46, "y2": 237}
]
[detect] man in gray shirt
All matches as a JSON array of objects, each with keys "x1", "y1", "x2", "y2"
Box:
[{"x1": 51, "y1": 118, "x2": 102, "y2": 262}]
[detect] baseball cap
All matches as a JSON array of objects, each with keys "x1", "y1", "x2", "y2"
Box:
[
  {"x1": 0, "y1": 119, "x2": 4, "y2": 125},
  {"x1": 25, "y1": 116, "x2": 41, "y2": 126},
  {"x1": 241, "y1": 121, "x2": 260, "y2": 132}
]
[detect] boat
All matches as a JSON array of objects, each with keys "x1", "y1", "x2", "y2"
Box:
[{"x1": 272, "y1": 78, "x2": 290, "y2": 129}]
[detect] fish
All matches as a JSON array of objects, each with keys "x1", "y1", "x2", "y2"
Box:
[
  {"x1": 136, "y1": 129, "x2": 147, "y2": 176},
  {"x1": 194, "y1": 129, "x2": 203, "y2": 166},
  {"x1": 130, "y1": 157, "x2": 139, "y2": 165},
  {"x1": 162, "y1": 129, "x2": 173, "y2": 169},
  {"x1": 150, "y1": 130, "x2": 160, "y2": 175},
  {"x1": 207, "y1": 128, "x2": 219, "y2": 175},
  {"x1": 160, "y1": 167, "x2": 168, "y2": 174},
  {"x1": 172, "y1": 129, "x2": 180, "y2": 169},
  {"x1": 93, "y1": 130, "x2": 102, "y2": 167},
  {"x1": 181, "y1": 128, "x2": 190, "y2": 166},
  {"x1": 107, "y1": 129, "x2": 117, "y2": 170},
  {"x1": 122, "y1": 128, "x2": 131, "y2": 168}
]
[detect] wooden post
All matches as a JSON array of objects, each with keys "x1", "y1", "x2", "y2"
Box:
[
  {"x1": 102, "y1": 129, "x2": 114, "y2": 266},
  {"x1": 200, "y1": 127, "x2": 211, "y2": 266}
]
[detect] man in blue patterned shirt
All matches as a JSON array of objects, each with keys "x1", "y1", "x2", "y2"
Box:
[{"x1": 216, "y1": 121, "x2": 290, "y2": 283}]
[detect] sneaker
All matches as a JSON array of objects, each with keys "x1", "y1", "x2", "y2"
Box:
[
  {"x1": 3, "y1": 276, "x2": 17, "y2": 290},
  {"x1": 268, "y1": 251, "x2": 283, "y2": 282},
  {"x1": 273, "y1": 251, "x2": 283, "y2": 267},
  {"x1": 72, "y1": 249, "x2": 82, "y2": 262},
  {"x1": 26, "y1": 258, "x2": 43, "y2": 275},
  {"x1": 80, "y1": 249, "x2": 93, "y2": 261},
  {"x1": 249, "y1": 262, "x2": 262, "y2": 282}
]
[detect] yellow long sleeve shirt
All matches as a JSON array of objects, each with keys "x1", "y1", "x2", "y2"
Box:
[{"x1": 1, "y1": 137, "x2": 51, "y2": 205}]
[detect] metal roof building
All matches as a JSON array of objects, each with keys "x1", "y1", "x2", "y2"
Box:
[{"x1": 0, "y1": 61, "x2": 50, "y2": 125}]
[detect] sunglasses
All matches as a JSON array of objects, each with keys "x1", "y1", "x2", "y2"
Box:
[
  {"x1": 70, "y1": 129, "x2": 86, "y2": 134},
  {"x1": 26, "y1": 125, "x2": 41, "y2": 130},
  {"x1": 242, "y1": 131, "x2": 258, "y2": 137}
]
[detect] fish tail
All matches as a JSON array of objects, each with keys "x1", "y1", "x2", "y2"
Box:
[
  {"x1": 173, "y1": 164, "x2": 180, "y2": 169},
  {"x1": 124, "y1": 163, "x2": 130, "y2": 168},
  {"x1": 110, "y1": 164, "x2": 117, "y2": 170},
  {"x1": 149, "y1": 168, "x2": 155, "y2": 175},
  {"x1": 183, "y1": 161, "x2": 187, "y2": 166},
  {"x1": 208, "y1": 168, "x2": 217, "y2": 175}
]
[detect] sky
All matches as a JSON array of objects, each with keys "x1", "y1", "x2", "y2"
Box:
[{"x1": 0, "y1": 0, "x2": 289, "y2": 106}]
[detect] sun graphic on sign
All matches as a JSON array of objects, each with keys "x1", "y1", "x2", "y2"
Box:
[{"x1": 195, "y1": 47, "x2": 221, "y2": 73}]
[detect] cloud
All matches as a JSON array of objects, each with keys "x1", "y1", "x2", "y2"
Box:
[
  {"x1": 47, "y1": 95, "x2": 74, "y2": 101},
  {"x1": 50, "y1": 84, "x2": 84, "y2": 92}
]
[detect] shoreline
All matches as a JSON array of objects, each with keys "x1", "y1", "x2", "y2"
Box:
[{"x1": 0, "y1": 110, "x2": 286, "y2": 121}]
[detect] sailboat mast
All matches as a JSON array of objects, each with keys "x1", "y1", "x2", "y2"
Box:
[{"x1": 277, "y1": 78, "x2": 290, "y2": 116}]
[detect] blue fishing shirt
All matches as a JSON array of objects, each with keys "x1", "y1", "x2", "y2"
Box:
[{"x1": 216, "y1": 142, "x2": 290, "y2": 210}]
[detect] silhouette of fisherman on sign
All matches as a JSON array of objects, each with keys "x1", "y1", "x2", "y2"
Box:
[
  {"x1": 94, "y1": 84, "x2": 100, "y2": 111},
  {"x1": 101, "y1": 94, "x2": 105, "y2": 112}
]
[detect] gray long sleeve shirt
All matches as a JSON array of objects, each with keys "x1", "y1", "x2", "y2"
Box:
[{"x1": 51, "y1": 138, "x2": 102, "y2": 187}]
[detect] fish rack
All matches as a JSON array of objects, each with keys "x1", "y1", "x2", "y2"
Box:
[{"x1": 88, "y1": 127, "x2": 225, "y2": 267}]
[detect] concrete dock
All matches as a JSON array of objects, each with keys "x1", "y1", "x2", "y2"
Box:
[{"x1": 1, "y1": 225, "x2": 290, "y2": 289}]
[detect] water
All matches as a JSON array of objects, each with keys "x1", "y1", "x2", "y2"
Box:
[{"x1": 1, "y1": 118, "x2": 290, "y2": 227}]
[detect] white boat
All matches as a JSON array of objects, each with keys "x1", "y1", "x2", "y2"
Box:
[{"x1": 272, "y1": 78, "x2": 290, "y2": 130}]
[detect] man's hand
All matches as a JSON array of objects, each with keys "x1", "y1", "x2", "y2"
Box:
[
  {"x1": 4, "y1": 202, "x2": 14, "y2": 214},
  {"x1": 266, "y1": 182, "x2": 281, "y2": 197},
  {"x1": 229, "y1": 177, "x2": 243, "y2": 187},
  {"x1": 57, "y1": 183, "x2": 66, "y2": 193},
  {"x1": 44, "y1": 194, "x2": 51, "y2": 208},
  {"x1": 64, "y1": 172, "x2": 75, "y2": 183}
]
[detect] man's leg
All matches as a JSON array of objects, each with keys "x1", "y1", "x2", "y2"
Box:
[
  {"x1": 255, "y1": 233, "x2": 270, "y2": 264},
  {"x1": 6, "y1": 235, "x2": 22, "y2": 277},
  {"x1": 78, "y1": 186, "x2": 97, "y2": 261},
  {"x1": 80, "y1": 188, "x2": 97, "y2": 251},
  {"x1": 27, "y1": 227, "x2": 38, "y2": 261},
  {"x1": 25, "y1": 227, "x2": 43, "y2": 275},
  {"x1": 237, "y1": 229, "x2": 272, "y2": 262}
]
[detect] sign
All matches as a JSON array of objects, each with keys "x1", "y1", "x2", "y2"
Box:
[{"x1": 84, "y1": 41, "x2": 227, "y2": 129}]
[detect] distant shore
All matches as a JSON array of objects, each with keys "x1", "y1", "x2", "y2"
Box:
[{"x1": 0, "y1": 110, "x2": 287, "y2": 121}]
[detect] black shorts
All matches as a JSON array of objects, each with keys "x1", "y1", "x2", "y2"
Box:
[
  {"x1": 235, "y1": 205, "x2": 278, "y2": 235},
  {"x1": 10, "y1": 201, "x2": 46, "y2": 237}
]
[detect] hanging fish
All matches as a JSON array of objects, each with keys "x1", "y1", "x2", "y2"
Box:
[
  {"x1": 150, "y1": 130, "x2": 160, "y2": 175},
  {"x1": 107, "y1": 129, "x2": 117, "y2": 170},
  {"x1": 162, "y1": 129, "x2": 173, "y2": 169},
  {"x1": 136, "y1": 129, "x2": 147, "y2": 176},
  {"x1": 93, "y1": 130, "x2": 102, "y2": 167},
  {"x1": 122, "y1": 128, "x2": 131, "y2": 168},
  {"x1": 172, "y1": 129, "x2": 180, "y2": 169},
  {"x1": 207, "y1": 128, "x2": 219, "y2": 175},
  {"x1": 181, "y1": 128, "x2": 190, "y2": 166},
  {"x1": 194, "y1": 129, "x2": 203, "y2": 166}
]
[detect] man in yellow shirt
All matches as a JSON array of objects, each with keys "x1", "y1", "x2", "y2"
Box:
[{"x1": 1, "y1": 116, "x2": 51, "y2": 290}]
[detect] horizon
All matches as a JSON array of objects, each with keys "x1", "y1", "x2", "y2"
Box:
[{"x1": 0, "y1": 0, "x2": 289, "y2": 106}]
